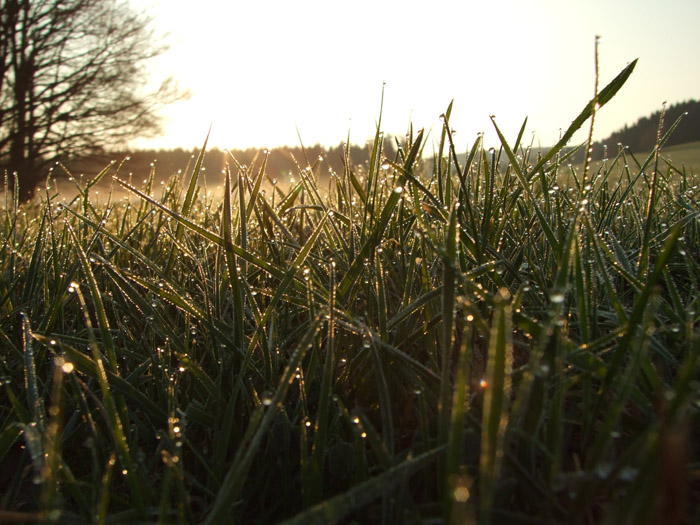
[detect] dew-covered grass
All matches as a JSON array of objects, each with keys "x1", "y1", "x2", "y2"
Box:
[{"x1": 1, "y1": 58, "x2": 699, "y2": 524}]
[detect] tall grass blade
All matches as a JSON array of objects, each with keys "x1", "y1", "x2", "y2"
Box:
[
  {"x1": 308, "y1": 261, "x2": 337, "y2": 503},
  {"x1": 528, "y1": 59, "x2": 637, "y2": 177},
  {"x1": 438, "y1": 203, "x2": 459, "y2": 454},
  {"x1": 113, "y1": 176, "x2": 287, "y2": 280},
  {"x1": 279, "y1": 446, "x2": 445, "y2": 525},
  {"x1": 338, "y1": 130, "x2": 423, "y2": 297},
  {"x1": 206, "y1": 315, "x2": 325, "y2": 523},
  {"x1": 585, "y1": 224, "x2": 682, "y2": 466},
  {"x1": 165, "y1": 129, "x2": 210, "y2": 274},
  {"x1": 479, "y1": 288, "x2": 513, "y2": 521},
  {"x1": 222, "y1": 167, "x2": 245, "y2": 350}
]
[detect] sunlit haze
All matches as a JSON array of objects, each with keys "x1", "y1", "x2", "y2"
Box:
[{"x1": 130, "y1": 0, "x2": 700, "y2": 153}]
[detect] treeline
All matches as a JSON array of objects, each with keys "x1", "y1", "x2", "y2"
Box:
[
  {"x1": 58, "y1": 139, "x2": 399, "y2": 186},
  {"x1": 575, "y1": 99, "x2": 700, "y2": 162},
  {"x1": 58, "y1": 99, "x2": 700, "y2": 184}
]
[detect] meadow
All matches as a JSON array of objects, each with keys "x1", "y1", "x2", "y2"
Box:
[
  {"x1": 567, "y1": 139, "x2": 700, "y2": 186},
  {"x1": 1, "y1": 59, "x2": 699, "y2": 524}
]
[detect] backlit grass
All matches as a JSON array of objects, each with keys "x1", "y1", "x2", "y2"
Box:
[{"x1": 1, "y1": 58, "x2": 699, "y2": 524}]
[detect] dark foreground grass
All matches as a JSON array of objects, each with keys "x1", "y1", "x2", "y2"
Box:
[{"x1": 1, "y1": 59, "x2": 699, "y2": 524}]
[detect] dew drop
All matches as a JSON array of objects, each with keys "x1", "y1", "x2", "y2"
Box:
[
  {"x1": 453, "y1": 486, "x2": 470, "y2": 502},
  {"x1": 550, "y1": 292, "x2": 565, "y2": 304},
  {"x1": 261, "y1": 390, "x2": 275, "y2": 406}
]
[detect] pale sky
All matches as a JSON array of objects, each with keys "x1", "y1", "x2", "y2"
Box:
[{"x1": 130, "y1": 0, "x2": 700, "y2": 152}]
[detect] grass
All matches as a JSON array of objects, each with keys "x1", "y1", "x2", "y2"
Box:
[
  {"x1": 625, "y1": 139, "x2": 700, "y2": 177},
  {"x1": 567, "y1": 140, "x2": 700, "y2": 185},
  {"x1": 1, "y1": 58, "x2": 699, "y2": 524}
]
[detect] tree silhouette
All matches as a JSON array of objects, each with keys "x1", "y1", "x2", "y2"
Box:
[{"x1": 0, "y1": 0, "x2": 183, "y2": 200}]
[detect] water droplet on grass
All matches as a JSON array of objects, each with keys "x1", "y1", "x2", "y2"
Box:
[
  {"x1": 261, "y1": 390, "x2": 275, "y2": 406},
  {"x1": 550, "y1": 292, "x2": 565, "y2": 304},
  {"x1": 453, "y1": 486, "x2": 470, "y2": 502}
]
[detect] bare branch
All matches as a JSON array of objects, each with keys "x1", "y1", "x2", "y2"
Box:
[{"x1": 0, "y1": 0, "x2": 183, "y2": 199}]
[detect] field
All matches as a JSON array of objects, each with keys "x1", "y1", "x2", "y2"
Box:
[
  {"x1": 645, "y1": 139, "x2": 700, "y2": 175},
  {"x1": 1, "y1": 62, "x2": 699, "y2": 524},
  {"x1": 569, "y1": 139, "x2": 700, "y2": 183}
]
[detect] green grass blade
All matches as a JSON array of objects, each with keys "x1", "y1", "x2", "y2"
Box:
[
  {"x1": 245, "y1": 211, "x2": 329, "y2": 354},
  {"x1": 278, "y1": 446, "x2": 445, "y2": 525},
  {"x1": 206, "y1": 315, "x2": 325, "y2": 523},
  {"x1": 528, "y1": 59, "x2": 637, "y2": 177},
  {"x1": 338, "y1": 130, "x2": 423, "y2": 297},
  {"x1": 491, "y1": 117, "x2": 560, "y2": 255},
  {"x1": 166, "y1": 129, "x2": 210, "y2": 274},
  {"x1": 113, "y1": 176, "x2": 287, "y2": 281},
  {"x1": 308, "y1": 262, "x2": 337, "y2": 503},
  {"x1": 479, "y1": 288, "x2": 513, "y2": 521},
  {"x1": 585, "y1": 224, "x2": 682, "y2": 466},
  {"x1": 32, "y1": 334, "x2": 166, "y2": 423},
  {"x1": 222, "y1": 167, "x2": 245, "y2": 349},
  {"x1": 21, "y1": 313, "x2": 44, "y2": 428},
  {"x1": 438, "y1": 203, "x2": 459, "y2": 453}
]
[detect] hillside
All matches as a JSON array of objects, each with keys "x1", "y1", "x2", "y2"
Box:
[{"x1": 581, "y1": 99, "x2": 700, "y2": 160}]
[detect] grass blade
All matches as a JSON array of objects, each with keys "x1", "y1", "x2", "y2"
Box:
[
  {"x1": 206, "y1": 315, "x2": 325, "y2": 523},
  {"x1": 279, "y1": 446, "x2": 445, "y2": 525},
  {"x1": 479, "y1": 288, "x2": 513, "y2": 521}
]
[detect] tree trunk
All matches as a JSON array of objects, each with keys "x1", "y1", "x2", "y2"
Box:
[{"x1": 6, "y1": 2, "x2": 40, "y2": 201}]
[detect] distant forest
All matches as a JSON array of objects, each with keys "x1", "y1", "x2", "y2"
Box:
[
  {"x1": 57, "y1": 99, "x2": 699, "y2": 184},
  {"x1": 59, "y1": 139, "x2": 399, "y2": 186},
  {"x1": 583, "y1": 99, "x2": 700, "y2": 161}
]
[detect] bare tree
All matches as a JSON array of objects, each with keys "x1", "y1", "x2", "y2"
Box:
[{"x1": 0, "y1": 0, "x2": 182, "y2": 200}]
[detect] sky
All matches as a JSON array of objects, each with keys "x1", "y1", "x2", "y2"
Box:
[{"x1": 129, "y1": 0, "x2": 700, "y2": 153}]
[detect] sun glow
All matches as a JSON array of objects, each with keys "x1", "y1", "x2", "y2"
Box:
[{"x1": 131, "y1": 0, "x2": 700, "y2": 152}]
